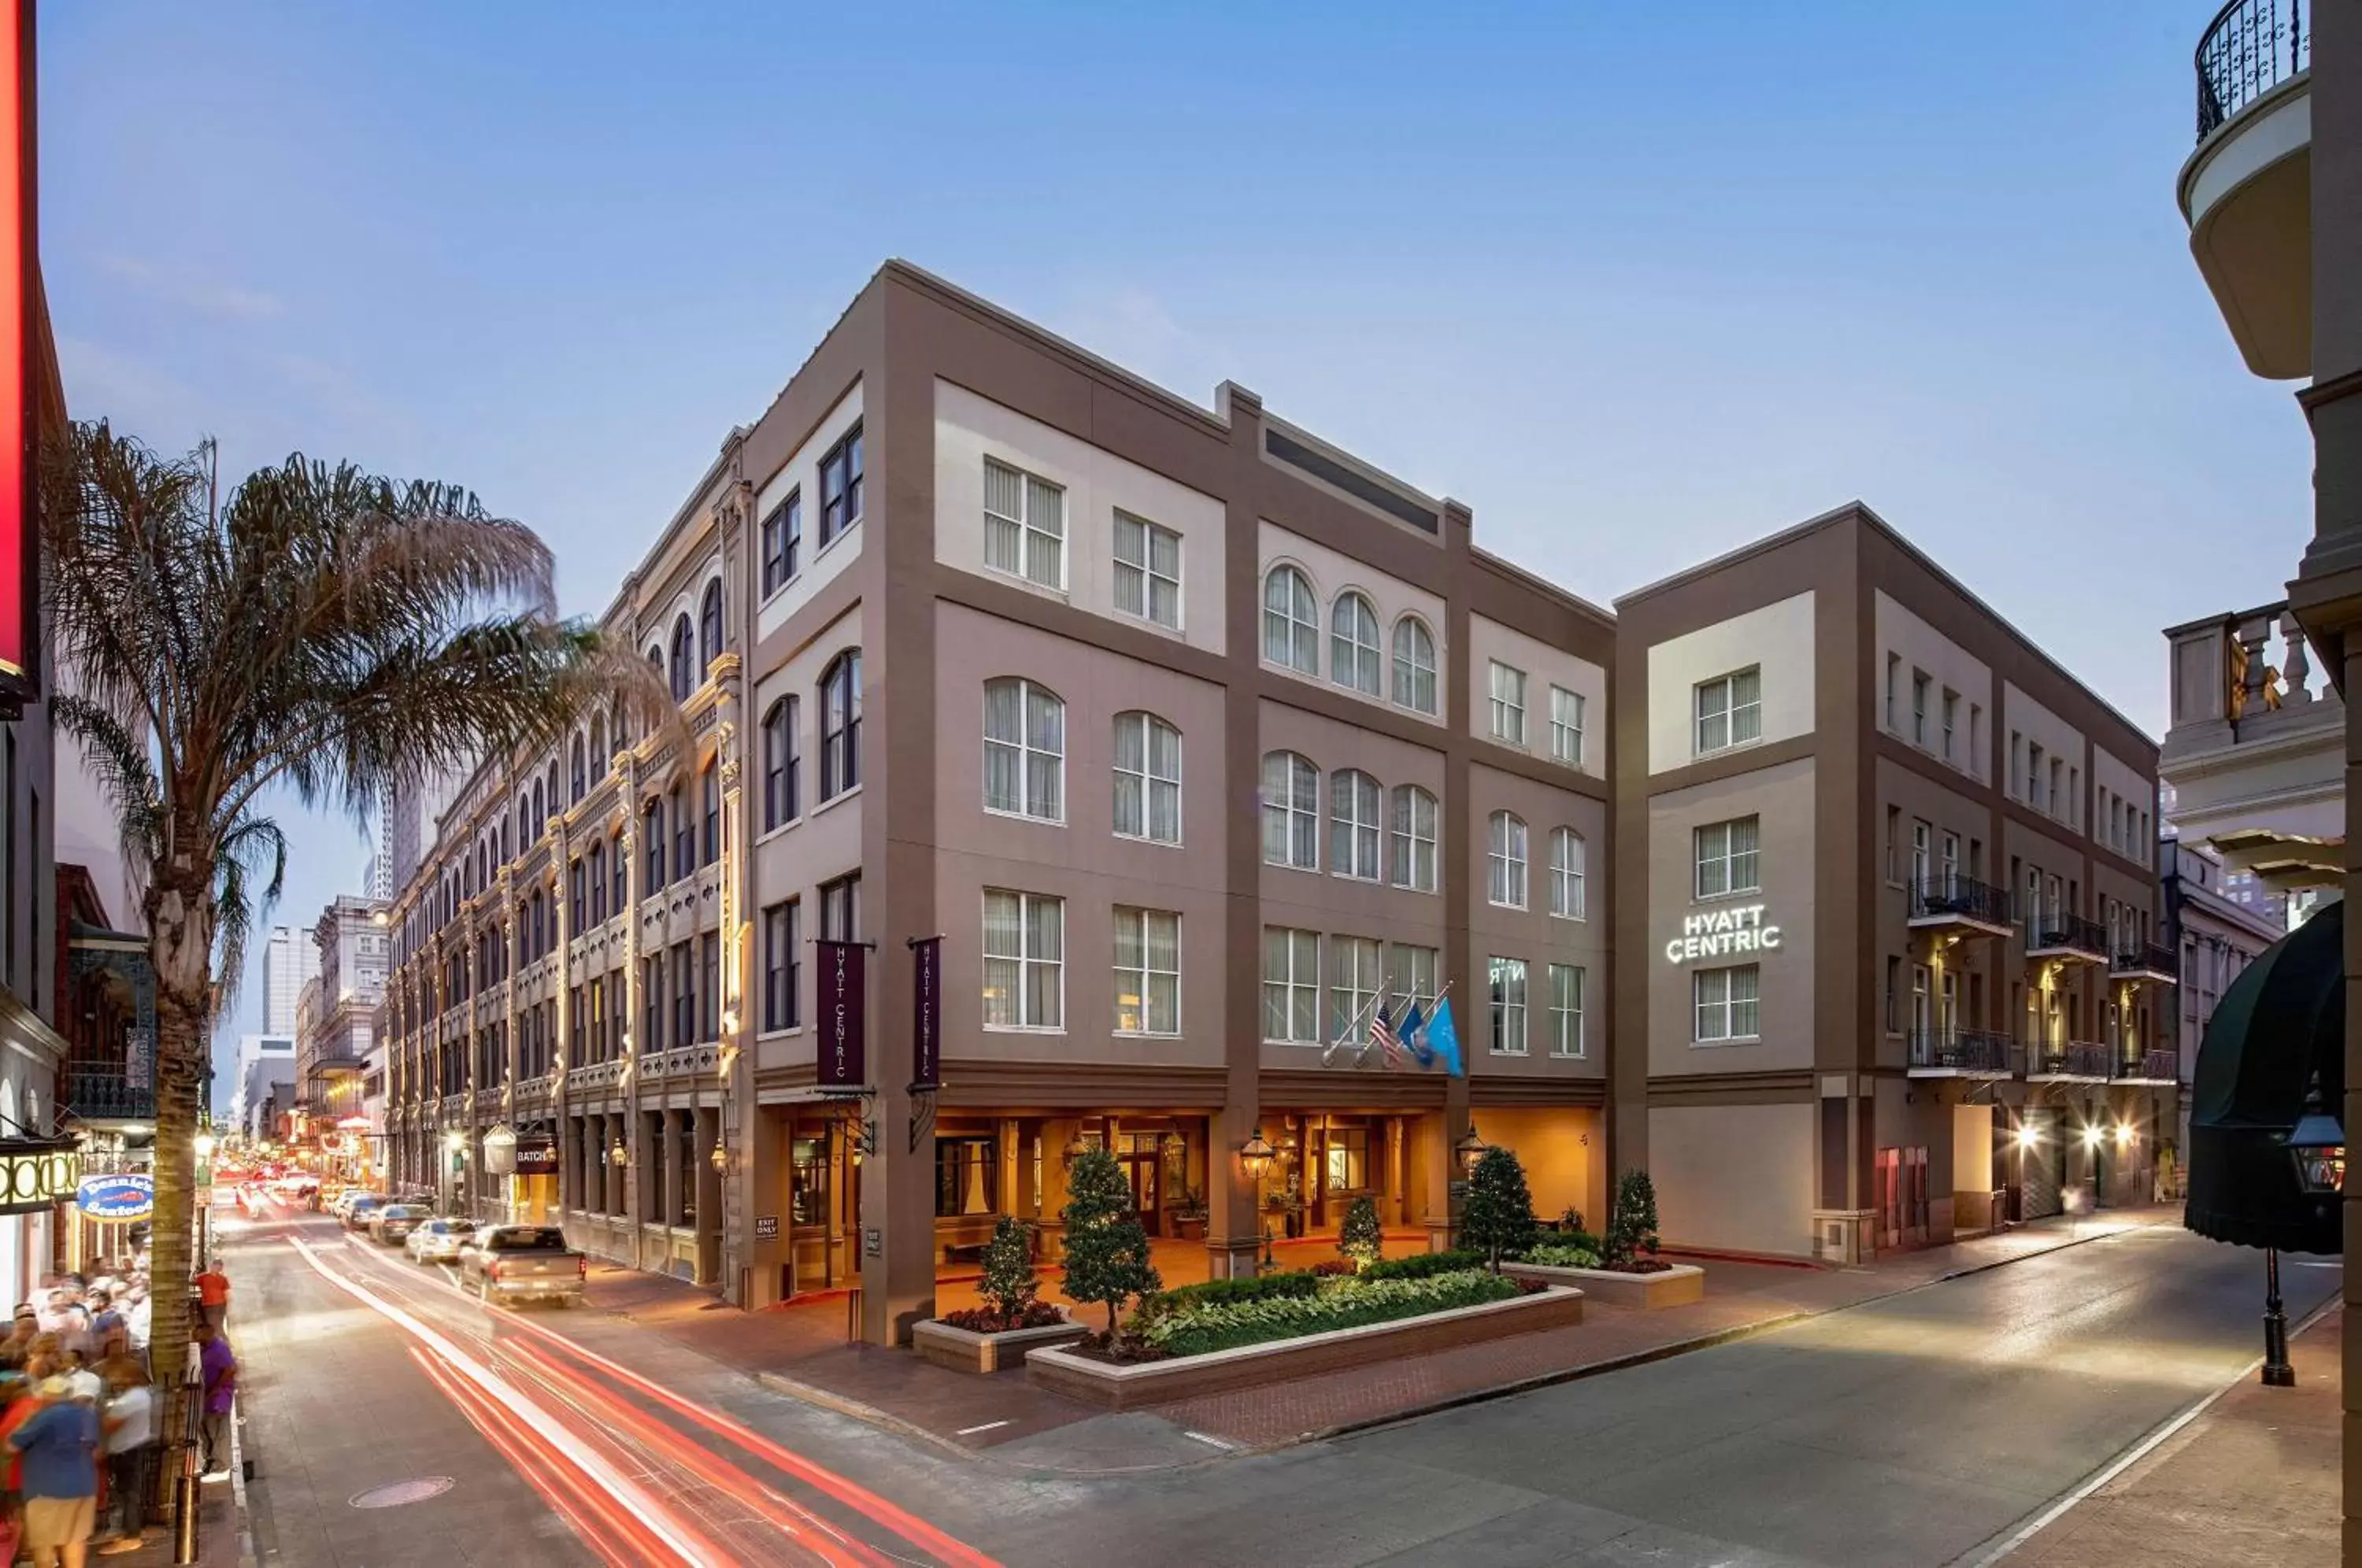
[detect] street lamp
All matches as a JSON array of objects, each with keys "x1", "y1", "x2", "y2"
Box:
[
  {"x1": 1239, "y1": 1128, "x2": 1275, "y2": 1271},
  {"x1": 709, "y1": 1139, "x2": 728, "y2": 1174},
  {"x1": 193, "y1": 1134, "x2": 216, "y2": 1162},
  {"x1": 2260, "y1": 1082, "x2": 2345, "y2": 1389},
  {"x1": 1455, "y1": 1122, "x2": 1488, "y2": 1172}
]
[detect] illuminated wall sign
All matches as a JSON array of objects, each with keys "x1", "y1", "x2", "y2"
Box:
[
  {"x1": 0, "y1": 1, "x2": 34, "y2": 705},
  {"x1": 1664, "y1": 904, "x2": 1783, "y2": 965},
  {"x1": 76, "y1": 1173, "x2": 152, "y2": 1222},
  {"x1": 0, "y1": 1142, "x2": 79, "y2": 1215}
]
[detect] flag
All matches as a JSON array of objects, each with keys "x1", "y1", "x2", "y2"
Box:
[
  {"x1": 1427, "y1": 998, "x2": 1465, "y2": 1078},
  {"x1": 1368, "y1": 993, "x2": 1405, "y2": 1069},
  {"x1": 1399, "y1": 1000, "x2": 1432, "y2": 1067}
]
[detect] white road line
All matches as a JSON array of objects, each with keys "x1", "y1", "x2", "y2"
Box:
[
  {"x1": 1182, "y1": 1431, "x2": 1235, "y2": 1451},
  {"x1": 953, "y1": 1421, "x2": 1009, "y2": 1437},
  {"x1": 1964, "y1": 1296, "x2": 2341, "y2": 1565}
]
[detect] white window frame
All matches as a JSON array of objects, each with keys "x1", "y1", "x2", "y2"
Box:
[
  {"x1": 1389, "y1": 784, "x2": 1438, "y2": 893},
  {"x1": 1488, "y1": 956, "x2": 1529, "y2": 1056},
  {"x1": 1549, "y1": 686, "x2": 1586, "y2": 767},
  {"x1": 1388, "y1": 943, "x2": 1439, "y2": 1013},
  {"x1": 1488, "y1": 660, "x2": 1527, "y2": 746},
  {"x1": 1113, "y1": 511, "x2": 1181, "y2": 630},
  {"x1": 1329, "y1": 769, "x2": 1383, "y2": 881},
  {"x1": 1263, "y1": 566, "x2": 1319, "y2": 674},
  {"x1": 1693, "y1": 963, "x2": 1760, "y2": 1044},
  {"x1": 1487, "y1": 811, "x2": 1528, "y2": 909},
  {"x1": 1261, "y1": 752, "x2": 1320, "y2": 870},
  {"x1": 1111, "y1": 907, "x2": 1181, "y2": 1037},
  {"x1": 1330, "y1": 593, "x2": 1382, "y2": 697},
  {"x1": 1548, "y1": 963, "x2": 1585, "y2": 1059},
  {"x1": 1911, "y1": 670, "x2": 1929, "y2": 746},
  {"x1": 1328, "y1": 935, "x2": 1382, "y2": 1044},
  {"x1": 982, "y1": 889, "x2": 1064, "y2": 1031},
  {"x1": 1261, "y1": 926, "x2": 1320, "y2": 1045},
  {"x1": 1694, "y1": 668, "x2": 1762, "y2": 756},
  {"x1": 1549, "y1": 827, "x2": 1587, "y2": 920},
  {"x1": 1693, "y1": 815, "x2": 1761, "y2": 900},
  {"x1": 982, "y1": 678, "x2": 1065, "y2": 823},
  {"x1": 982, "y1": 457, "x2": 1067, "y2": 590},
  {"x1": 1112, "y1": 711, "x2": 1182, "y2": 845},
  {"x1": 1391, "y1": 616, "x2": 1438, "y2": 716}
]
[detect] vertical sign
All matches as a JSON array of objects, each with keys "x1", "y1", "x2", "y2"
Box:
[
  {"x1": 0, "y1": 0, "x2": 31, "y2": 706},
  {"x1": 815, "y1": 939, "x2": 866, "y2": 1089},
  {"x1": 909, "y1": 936, "x2": 941, "y2": 1091}
]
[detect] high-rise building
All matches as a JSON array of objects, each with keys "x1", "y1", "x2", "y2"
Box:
[
  {"x1": 296, "y1": 893, "x2": 390, "y2": 1122},
  {"x1": 261, "y1": 926, "x2": 318, "y2": 1039}
]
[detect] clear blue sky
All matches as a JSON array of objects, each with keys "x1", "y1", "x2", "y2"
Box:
[{"x1": 35, "y1": 3, "x2": 2313, "y2": 1096}]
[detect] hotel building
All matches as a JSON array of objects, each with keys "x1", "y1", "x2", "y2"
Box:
[{"x1": 1611, "y1": 508, "x2": 2171, "y2": 1263}]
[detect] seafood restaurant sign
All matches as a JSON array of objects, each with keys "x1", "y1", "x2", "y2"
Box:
[{"x1": 1664, "y1": 904, "x2": 1783, "y2": 965}]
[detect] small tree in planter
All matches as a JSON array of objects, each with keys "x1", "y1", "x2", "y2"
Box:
[
  {"x1": 1060, "y1": 1148, "x2": 1162, "y2": 1333},
  {"x1": 1459, "y1": 1145, "x2": 1538, "y2": 1270},
  {"x1": 1338, "y1": 1196, "x2": 1384, "y2": 1272},
  {"x1": 1605, "y1": 1168, "x2": 1662, "y2": 1269},
  {"x1": 979, "y1": 1216, "x2": 1042, "y2": 1326}
]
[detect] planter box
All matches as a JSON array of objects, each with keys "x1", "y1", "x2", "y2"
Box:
[
  {"x1": 1026, "y1": 1286, "x2": 1583, "y2": 1411},
  {"x1": 913, "y1": 1315, "x2": 1090, "y2": 1374},
  {"x1": 1502, "y1": 1260, "x2": 1704, "y2": 1310}
]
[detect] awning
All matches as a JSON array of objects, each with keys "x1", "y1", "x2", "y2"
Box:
[{"x1": 2186, "y1": 899, "x2": 2345, "y2": 1255}]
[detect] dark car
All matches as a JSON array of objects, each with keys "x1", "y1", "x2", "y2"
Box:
[
  {"x1": 341, "y1": 1193, "x2": 387, "y2": 1231},
  {"x1": 368, "y1": 1203, "x2": 431, "y2": 1245}
]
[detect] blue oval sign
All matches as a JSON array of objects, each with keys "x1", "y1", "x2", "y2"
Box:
[{"x1": 76, "y1": 1174, "x2": 154, "y2": 1222}]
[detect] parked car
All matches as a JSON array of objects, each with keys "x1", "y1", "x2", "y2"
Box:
[
  {"x1": 405, "y1": 1217, "x2": 477, "y2": 1265},
  {"x1": 341, "y1": 1193, "x2": 388, "y2": 1231},
  {"x1": 368, "y1": 1203, "x2": 430, "y2": 1244},
  {"x1": 458, "y1": 1225, "x2": 585, "y2": 1308}
]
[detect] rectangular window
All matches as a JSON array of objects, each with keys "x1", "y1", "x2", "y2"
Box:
[
  {"x1": 1693, "y1": 963, "x2": 1761, "y2": 1043},
  {"x1": 1113, "y1": 512, "x2": 1181, "y2": 628},
  {"x1": 1112, "y1": 908, "x2": 1180, "y2": 1036},
  {"x1": 1911, "y1": 963, "x2": 1930, "y2": 1037},
  {"x1": 1911, "y1": 819, "x2": 1931, "y2": 887},
  {"x1": 2066, "y1": 765, "x2": 2078, "y2": 826},
  {"x1": 568, "y1": 859, "x2": 586, "y2": 934},
  {"x1": 642, "y1": 950, "x2": 664, "y2": 1052},
  {"x1": 1328, "y1": 935, "x2": 1382, "y2": 1044},
  {"x1": 1884, "y1": 805, "x2": 1901, "y2": 885},
  {"x1": 1548, "y1": 963, "x2": 1585, "y2": 1058},
  {"x1": 935, "y1": 1136, "x2": 997, "y2": 1219},
  {"x1": 1941, "y1": 691, "x2": 1957, "y2": 761},
  {"x1": 1549, "y1": 686, "x2": 1585, "y2": 767},
  {"x1": 1884, "y1": 956, "x2": 1899, "y2": 1033},
  {"x1": 671, "y1": 937, "x2": 693, "y2": 1048},
  {"x1": 700, "y1": 933, "x2": 720, "y2": 1041},
  {"x1": 819, "y1": 873, "x2": 860, "y2": 943},
  {"x1": 982, "y1": 889, "x2": 1064, "y2": 1030},
  {"x1": 2010, "y1": 732, "x2": 2024, "y2": 797},
  {"x1": 1969, "y1": 704, "x2": 1984, "y2": 775},
  {"x1": 1488, "y1": 956, "x2": 1529, "y2": 1056},
  {"x1": 1693, "y1": 815, "x2": 1761, "y2": 898},
  {"x1": 762, "y1": 900, "x2": 799, "y2": 1032},
  {"x1": 1388, "y1": 943, "x2": 1438, "y2": 1012},
  {"x1": 1488, "y1": 661, "x2": 1527, "y2": 745},
  {"x1": 1261, "y1": 926, "x2": 1320, "y2": 1044},
  {"x1": 982, "y1": 457, "x2": 1066, "y2": 590},
  {"x1": 819, "y1": 425, "x2": 863, "y2": 546},
  {"x1": 2027, "y1": 742, "x2": 2045, "y2": 807},
  {"x1": 761, "y1": 490, "x2": 802, "y2": 596},
  {"x1": 1694, "y1": 668, "x2": 1762, "y2": 755},
  {"x1": 1884, "y1": 653, "x2": 1899, "y2": 730},
  {"x1": 1911, "y1": 671, "x2": 1929, "y2": 745},
  {"x1": 1324, "y1": 1126, "x2": 1370, "y2": 1195}
]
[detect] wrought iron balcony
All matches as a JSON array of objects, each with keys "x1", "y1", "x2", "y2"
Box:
[
  {"x1": 2108, "y1": 941, "x2": 2179, "y2": 983},
  {"x1": 2029, "y1": 1041, "x2": 2114, "y2": 1080},
  {"x1": 2197, "y1": 0, "x2": 2309, "y2": 140},
  {"x1": 1908, "y1": 875, "x2": 2015, "y2": 935},
  {"x1": 1906, "y1": 1029, "x2": 2018, "y2": 1077},
  {"x1": 2116, "y1": 1048, "x2": 2181, "y2": 1085},
  {"x1": 64, "y1": 1073, "x2": 154, "y2": 1124},
  {"x1": 2025, "y1": 914, "x2": 2108, "y2": 963}
]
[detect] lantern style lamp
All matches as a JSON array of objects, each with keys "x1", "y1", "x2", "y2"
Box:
[
  {"x1": 609, "y1": 1137, "x2": 629, "y2": 1169},
  {"x1": 2288, "y1": 1106, "x2": 2345, "y2": 1196},
  {"x1": 1239, "y1": 1128, "x2": 1275, "y2": 1270},
  {"x1": 1454, "y1": 1122, "x2": 1488, "y2": 1171},
  {"x1": 709, "y1": 1139, "x2": 729, "y2": 1173}
]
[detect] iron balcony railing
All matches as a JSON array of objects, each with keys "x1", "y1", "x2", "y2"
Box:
[
  {"x1": 2197, "y1": 0, "x2": 2309, "y2": 139},
  {"x1": 2119, "y1": 1048, "x2": 2180, "y2": 1083},
  {"x1": 1908, "y1": 875, "x2": 2013, "y2": 928},
  {"x1": 65, "y1": 1072, "x2": 155, "y2": 1122},
  {"x1": 2026, "y1": 913, "x2": 2109, "y2": 959},
  {"x1": 2031, "y1": 1041, "x2": 2114, "y2": 1078},
  {"x1": 1906, "y1": 1028, "x2": 2018, "y2": 1075},
  {"x1": 2110, "y1": 941, "x2": 2180, "y2": 979}
]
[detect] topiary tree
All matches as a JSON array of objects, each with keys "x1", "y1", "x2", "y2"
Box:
[
  {"x1": 980, "y1": 1215, "x2": 1039, "y2": 1324},
  {"x1": 1459, "y1": 1145, "x2": 1538, "y2": 1270},
  {"x1": 1059, "y1": 1148, "x2": 1162, "y2": 1331},
  {"x1": 1605, "y1": 1168, "x2": 1661, "y2": 1267},
  {"x1": 1338, "y1": 1196, "x2": 1383, "y2": 1271}
]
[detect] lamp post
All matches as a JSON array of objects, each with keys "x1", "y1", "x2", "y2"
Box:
[
  {"x1": 1239, "y1": 1128, "x2": 1275, "y2": 1273},
  {"x1": 1454, "y1": 1122, "x2": 1488, "y2": 1174},
  {"x1": 2266, "y1": 1087, "x2": 2345, "y2": 1388}
]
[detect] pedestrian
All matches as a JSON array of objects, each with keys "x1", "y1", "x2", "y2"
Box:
[
  {"x1": 118, "y1": 1290, "x2": 147, "y2": 1356},
  {"x1": 1, "y1": 1309, "x2": 38, "y2": 1370},
  {"x1": 59, "y1": 1352, "x2": 99, "y2": 1408},
  {"x1": 196, "y1": 1326, "x2": 235, "y2": 1481},
  {"x1": 93, "y1": 1359, "x2": 153, "y2": 1556},
  {"x1": 193, "y1": 1262, "x2": 228, "y2": 1333},
  {"x1": 10, "y1": 1374, "x2": 98, "y2": 1567}
]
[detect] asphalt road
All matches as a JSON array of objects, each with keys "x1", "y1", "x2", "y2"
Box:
[{"x1": 217, "y1": 1207, "x2": 2338, "y2": 1567}]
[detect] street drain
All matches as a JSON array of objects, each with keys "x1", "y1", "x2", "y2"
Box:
[{"x1": 350, "y1": 1477, "x2": 455, "y2": 1510}]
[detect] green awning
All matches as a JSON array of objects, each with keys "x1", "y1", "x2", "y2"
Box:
[{"x1": 2186, "y1": 899, "x2": 2343, "y2": 1255}]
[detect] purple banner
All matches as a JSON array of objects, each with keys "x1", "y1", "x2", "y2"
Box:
[
  {"x1": 816, "y1": 939, "x2": 868, "y2": 1090},
  {"x1": 910, "y1": 936, "x2": 942, "y2": 1091}
]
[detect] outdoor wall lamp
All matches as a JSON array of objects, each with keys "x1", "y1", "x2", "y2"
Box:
[
  {"x1": 443, "y1": 1131, "x2": 465, "y2": 1153},
  {"x1": 1454, "y1": 1122, "x2": 1488, "y2": 1170},
  {"x1": 2079, "y1": 1123, "x2": 2103, "y2": 1150},
  {"x1": 1061, "y1": 1130, "x2": 1090, "y2": 1167},
  {"x1": 2288, "y1": 1076, "x2": 2345, "y2": 1196},
  {"x1": 2014, "y1": 1122, "x2": 2040, "y2": 1151},
  {"x1": 609, "y1": 1137, "x2": 629, "y2": 1168},
  {"x1": 2112, "y1": 1123, "x2": 2136, "y2": 1150},
  {"x1": 1239, "y1": 1128, "x2": 1276, "y2": 1272},
  {"x1": 709, "y1": 1140, "x2": 728, "y2": 1173}
]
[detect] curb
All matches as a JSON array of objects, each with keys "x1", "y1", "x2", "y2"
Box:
[{"x1": 749, "y1": 1370, "x2": 987, "y2": 1466}]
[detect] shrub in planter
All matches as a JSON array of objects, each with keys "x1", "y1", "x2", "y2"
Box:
[
  {"x1": 1140, "y1": 1267, "x2": 1523, "y2": 1359},
  {"x1": 1604, "y1": 1168, "x2": 1664, "y2": 1270},
  {"x1": 1061, "y1": 1148, "x2": 1162, "y2": 1331},
  {"x1": 1338, "y1": 1196, "x2": 1384, "y2": 1271},
  {"x1": 1519, "y1": 1241, "x2": 1601, "y2": 1269},
  {"x1": 939, "y1": 1301, "x2": 1066, "y2": 1333},
  {"x1": 980, "y1": 1215, "x2": 1040, "y2": 1321},
  {"x1": 1131, "y1": 1268, "x2": 1322, "y2": 1327},
  {"x1": 1363, "y1": 1249, "x2": 1486, "y2": 1282},
  {"x1": 1553, "y1": 1206, "x2": 1586, "y2": 1234},
  {"x1": 1461, "y1": 1145, "x2": 1539, "y2": 1269}
]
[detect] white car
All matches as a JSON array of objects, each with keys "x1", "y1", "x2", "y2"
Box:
[{"x1": 405, "y1": 1217, "x2": 477, "y2": 1265}]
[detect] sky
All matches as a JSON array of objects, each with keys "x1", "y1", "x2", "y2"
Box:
[{"x1": 35, "y1": 3, "x2": 2314, "y2": 1097}]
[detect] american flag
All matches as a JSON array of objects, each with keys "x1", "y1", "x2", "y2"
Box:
[{"x1": 1367, "y1": 994, "x2": 1405, "y2": 1070}]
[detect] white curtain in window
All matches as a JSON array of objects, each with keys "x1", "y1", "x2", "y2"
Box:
[
  {"x1": 1113, "y1": 712, "x2": 1181, "y2": 843},
  {"x1": 1331, "y1": 594, "x2": 1380, "y2": 695},
  {"x1": 1330, "y1": 770, "x2": 1381, "y2": 878},
  {"x1": 1024, "y1": 474, "x2": 1064, "y2": 588},
  {"x1": 1487, "y1": 812, "x2": 1527, "y2": 907},
  {"x1": 983, "y1": 459, "x2": 1024, "y2": 575},
  {"x1": 1392, "y1": 618, "x2": 1437, "y2": 714},
  {"x1": 1550, "y1": 827, "x2": 1586, "y2": 919},
  {"x1": 983, "y1": 890, "x2": 1022, "y2": 1027},
  {"x1": 1390, "y1": 785, "x2": 1438, "y2": 892},
  {"x1": 1263, "y1": 568, "x2": 1318, "y2": 673}
]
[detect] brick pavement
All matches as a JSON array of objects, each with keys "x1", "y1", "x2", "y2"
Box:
[{"x1": 2008, "y1": 1307, "x2": 2340, "y2": 1566}]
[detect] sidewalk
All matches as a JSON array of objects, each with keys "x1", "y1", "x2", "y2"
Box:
[
  {"x1": 578, "y1": 1204, "x2": 2182, "y2": 1461},
  {"x1": 2006, "y1": 1307, "x2": 2340, "y2": 1566}
]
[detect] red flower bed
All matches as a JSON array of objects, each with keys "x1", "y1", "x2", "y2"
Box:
[{"x1": 939, "y1": 1301, "x2": 1066, "y2": 1333}]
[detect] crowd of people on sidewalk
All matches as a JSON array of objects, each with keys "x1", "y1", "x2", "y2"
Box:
[{"x1": 0, "y1": 1251, "x2": 239, "y2": 1566}]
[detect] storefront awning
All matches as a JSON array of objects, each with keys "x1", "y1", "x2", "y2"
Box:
[{"x1": 2186, "y1": 899, "x2": 2345, "y2": 1255}]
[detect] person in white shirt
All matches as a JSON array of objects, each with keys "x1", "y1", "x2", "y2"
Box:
[{"x1": 96, "y1": 1357, "x2": 157, "y2": 1554}]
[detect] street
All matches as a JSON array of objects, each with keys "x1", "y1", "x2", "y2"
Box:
[{"x1": 216, "y1": 1206, "x2": 2339, "y2": 1567}]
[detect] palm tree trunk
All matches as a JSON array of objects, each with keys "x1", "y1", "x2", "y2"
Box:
[{"x1": 146, "y1": 862, "x2": 215, "y2": 1476}]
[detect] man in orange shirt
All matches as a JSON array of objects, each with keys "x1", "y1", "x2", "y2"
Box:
[{"x1": 193, "y1": 1264, "x2": 228, "y2": 1333}]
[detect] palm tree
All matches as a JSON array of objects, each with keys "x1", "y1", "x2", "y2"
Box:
[{"x1": 42, "y1": 420, "x2": 661, "y2": 1440}]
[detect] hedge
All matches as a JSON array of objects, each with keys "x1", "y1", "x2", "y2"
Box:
[{"x1": 1140, "y1": 1267, "x2": 1521, "y2": 1359}]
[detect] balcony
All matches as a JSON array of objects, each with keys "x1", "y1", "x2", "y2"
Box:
[
  {"x1": 1906, "y1": 1029, "x2": 2019, "y2": 1078},
  {"x1": 2028, "y1": 1041, "x2": 2114, "y2": 1082},
  {"x1": 2163, "y1": 604, "x2": 2342, "y2": 890},
  {"x1": 1907, "y1": 875, "x2": 2014, "y2": 937},
  {"x1": 2024, "y1": 914, "x2": 2108, "y2": 964},
  {"x1": 2116, "y1": 1048, "x2": 2182, "y2": 1085},
  {"x1": 64, "y1": 1072, "x2": 154, "y2": 1125},
  {"x1": 2109, "y1": 941, "x2": 2180, "y2": 984},
  {"x1": 2179, "y1": 0, "x2": 2312, "y2": 378}
]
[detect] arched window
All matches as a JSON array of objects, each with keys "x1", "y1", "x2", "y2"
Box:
[
  {"x1": 762, "y1": 697, "x2": 799, "y2": 830},
  {"x1": 1330, "y1": 593, "x2": 1381, "y2": 696},
  {"x1": 531, "y1": 779, "x2": 544, "y2": 833},
  {"x1": 820, "y1": 650, "x2": 861, "y2": 801},
  {"x1": 1329, "y1": 768, "x2": 1382, "y2": 879},
  {"x1": 1260, "y1": 752, "x2": 1320, "y2": 870},
  {"x1": 1549, "y1": 828, "x2": 1587, "y2": 920},
  {"x1": 590, "y1": 714, "x2": 608, "y2": 773},
  {"x1": 570, "y1": 734, "x2": 587, "y2": 803},
  {"x1": 983, "y1": 678, "x2": 1065, "y2": 822},
  {"x1": 1262, "y1": 566, "x2": 1318, "y2": 674},
  {"x1": 1487, "y1": 811, "x2": 1529, "y2": 909},
  {"x1": 670, "y1": 782, "x2": 691, "y2": 881},
  {"x1": 668, "y1": 612, "x2": 694, "y2": 702},
  {"x1": 610, "y1": 828, "x2": 627, "y2": 914},
  {"x1": 698, "y1": 579, "x2": 724, "y2": 675},
  {"x1": 701, "y1": 760, "x2": 720, "y2": 866},
  {"x1": 588, "y1": 841, "x2": 607, "y2": 924},
  {"x1": 546, "y1": 761, "x2": 560, "y2": 816},
  {"x1": 517, "y1": 794, "x2": 531, "y2": 847},
  {"x1": 1113, "y1": 712, "x2": 1180, "y2": 844},
  {"x1": 1390, "y1": 785, "x2": 1438, "y2": 893},
  {"x1": 1392, "y1": 616, "x2": 1438, "y2": 715},
  {"x1": 644, "y1": 797, "x2": 665, "y2": 889}
]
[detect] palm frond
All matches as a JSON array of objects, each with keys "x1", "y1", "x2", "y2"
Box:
[
  {"x1": 50, "y1": 692, "x2": 164, "y2": 869},
  {"x1": 209, "y1": 813, "x2": 287, "y2": 1023}
]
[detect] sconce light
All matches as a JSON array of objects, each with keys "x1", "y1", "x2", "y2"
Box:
[
  {"x1": 1062, "y1": 1130, "x2": 1090, "y2": 1167},
  {"x1": 1454, "y1": 1122, "x2": 1488, "y2": 1171},
  {"x1": 1238, "y1": 1128, "x2": 1274, "y2": 1182},
  {"x1": 709, "y1": 1141, "x2": 728, "y2": 1173},
  {"x1": 609, "y1": 1137, "x2": 629, "y2": 1168},
  {"x1": 2289, "y1": 1078, "x2": 2345, "y2": 1196}
]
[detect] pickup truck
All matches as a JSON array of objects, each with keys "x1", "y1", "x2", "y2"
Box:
[{"x1": 458, "y1": 1224, "x2": 587, "y2": 1308}]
